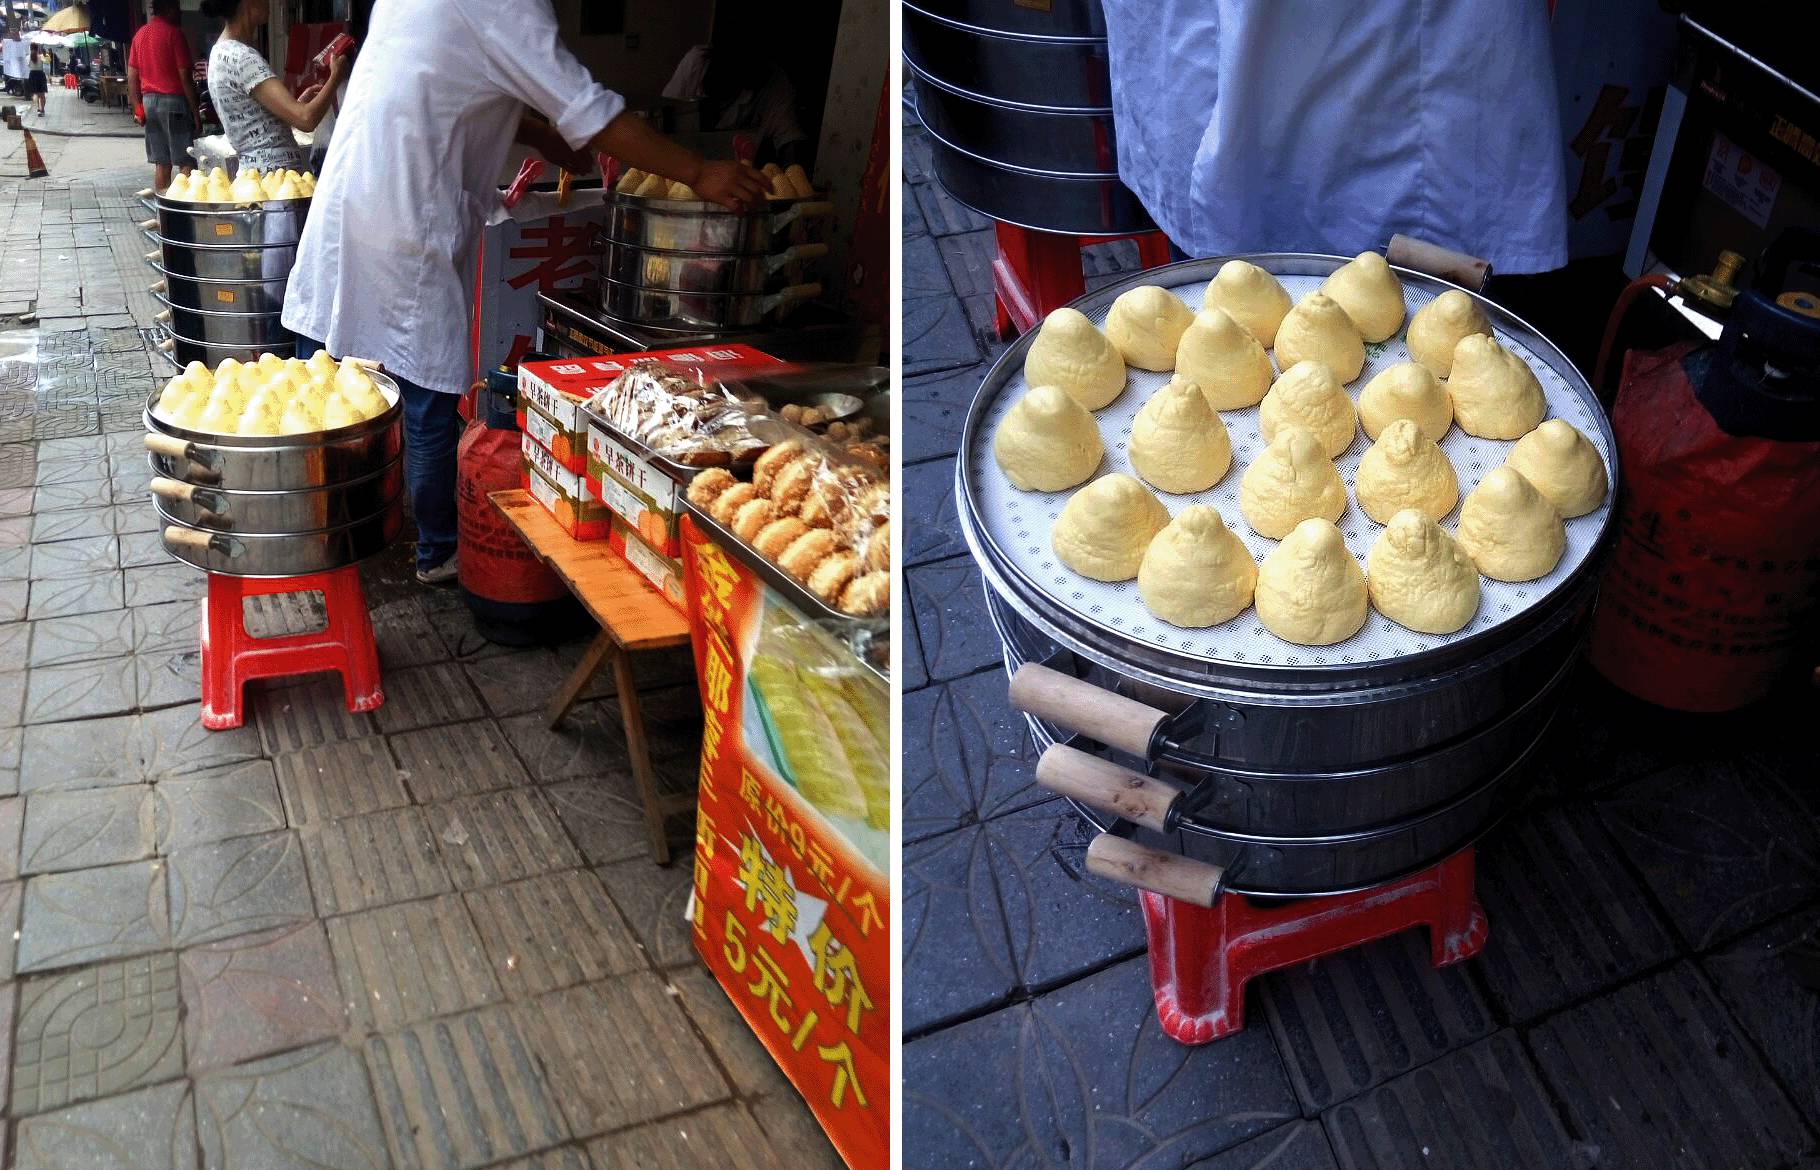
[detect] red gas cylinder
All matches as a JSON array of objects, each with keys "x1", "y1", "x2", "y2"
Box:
[{"x1": 1589, "y1": 235, "x2": 1820, "y2": 710}]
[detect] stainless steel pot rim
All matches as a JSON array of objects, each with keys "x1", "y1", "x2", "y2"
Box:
[
  {"x1": 150, "y1": 452, "x2": 404, "y2": 498},
  {"x1": 150, "y1": 263, "x2": 287, "y2": 287},
  {"x1": 153, "y1": 290, "x2": 285, "y2": 321},
  {"x1": 600, "y1": 276, "x2": 801, "y2": 304},
  {"x1": 918, "y1": 117, "x2": 1121, "y2": 181},
  {"x1": 590, "y1": 310, "x2": 741, "y2": 338},
  {"x1": 903, "y1": 0, "x2": 1108, "y2": 45},
  {"x1": 156, "y1": 237, "x2": 301, "y2": 253},
  {"x1": 905, "y1": 54, "x2": 1113, "y2": 115},
  {"x1": 610, "y1": 192, "x2": 811, "y2": 212},
  {"x1": 155, "y1": 196, "x2": 311, "y2": 212},
  {"x1": 153, "y1": 323, "x2": 295, "y2": 352},
  {"x1": 155, "y1": 495, "x2": 403, "y2": 538},
  {"x1": 142, "y1": 371, "x2": 402, "y2": 447}
]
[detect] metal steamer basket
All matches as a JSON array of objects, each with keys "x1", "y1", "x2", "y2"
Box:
[
  {"x1": 955, "y1": 254, "x2": 1620, "y2": 899},
  {"x1": 144, "y1": 193, "x2": 309, "y2": 369},
  {"x1": 143, "y1": 371, "x2": 405, "y2": 577}
]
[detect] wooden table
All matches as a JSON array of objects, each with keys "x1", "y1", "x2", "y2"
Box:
[{"x1": 490, "y1": 489, "x2": 695, "y2": 863}]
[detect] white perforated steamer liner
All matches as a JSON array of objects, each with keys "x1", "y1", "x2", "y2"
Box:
[{"x1": 962, "y1": 259, "x2": 1616, "y2": 669}]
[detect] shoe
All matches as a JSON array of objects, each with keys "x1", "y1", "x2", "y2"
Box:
[{"x1": 415, "y1": 553, "x2": 459, "y2": 586}]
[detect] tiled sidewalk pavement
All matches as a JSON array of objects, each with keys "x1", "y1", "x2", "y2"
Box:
[
  {"x1": 1, "y1": 164, "x2": 845, "y2": 1168},
  {"x1": 899, "y1": 114, "x2": 1820, "y2": 1169}
]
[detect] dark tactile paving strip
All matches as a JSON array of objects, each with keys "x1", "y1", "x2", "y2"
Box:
[
  {"x1": 389, "y1": 718, "x2": 530, "y2": 802},
  {"x1": 907, "y1": 556, "x2": 1002, "y2": 683},
  {"x1": 542, "y1": 777, "x2": 650, "y2": 866},
  {"x1": 1599, "y1": 760, "x2": 1820, "y2": 950},
  {"x1": 167, "y1": 830, "x2": 315, "y2": 947},
  {"x1": 465, "y1": 869, "x2": 644, "y2": 998},
  {"x1": 1528, "y1": 963, "x2": 1815, "y2": 1169},
  {"x1": 516, "y1": 973, "x2": 732, "y2": 1136},
  {"x1": 936, "y1": 228, "x2": 1000, "y2": 339},
  {"x1": 195, "y1": 1040, "x2": 392, "y2": 1170},
  {"x1": 177, "y1": 921, "x2": 345, "y2": 1071},
  {"x1": 18, "y1": 784, "x2": 156, "y2": 874},
  {"x1": 326, "y1": 892, "x2": 503, "y2": 1033},
  {"x1": 1187, "y1": 1122, "x2": 1340, "y2": 1170},
  {"x1": 497, "y1": 701, "x2": 634, "y2": 785},
  {"x1": 300, "y1": 806, "x2": 452, "y2": 915},
  {"x1": 252, "y1": 678, "x2": 379, "y2": 755},
  {"x1": 671, "y1": 963, "x2": 791, "y2": 1098},
  {"x1": 589, "y1": 1102, "x2": 791, "y2": 1170},
  {"x1": 371, "y1": 597, "x2": 450, "y2": 670},
  {"x1": 1321, "y1": 1030, "x2": 1578, "y2": 1169},
  {"x1": 10, "y1": 953, "x2": 184, "y2": 1114},
  {"x1": 273, "y1": 738, "x2": 411, "y2": 826},
  {"x1": 154, "y1": 760, "x2": 285, "y2": 848},
  {"x1": 596, "y1": 858, "x2": 697, "y2": 969},
  {"x1": 14, "y1": 858, "x2": 169, "y2": 971},
  {"x1": 1262, "y1": 928, "x2": 1495, "y2": 1114},
  {"x1": 366, "y1": 1004, "x2": 572, "y2": 1170},
  {"x1": 984, "y1": 801, "x2": 1147, "y2": 994},
  {"x1": 11, "y1": 1080, "x2": 198, "y2": 1170},
  {"x1": 460, "y1": 651, "x2": 578, "y2": 718},
  {"x1": 1705, "y1": 908, "x2": 1820, "y2": 1128},
  {"x1": 1474, "y1": 807, "x2": 1681, "y2": 1023},
  {"x1": 373, "y1": 661, "x2": 487, "y2": 735},
  {"x1": 903, "y1": 824, "x2": 1018, "y2": 1035},
  {"x1": 489, "y1": 1149, "x2": 591, "y2": 1170},
  {"x1": 425, "y1": 788, "x2": 581, "y2": 890},
  {"x1": 904, "y1": 670, "x2": 1046, "y2": 845}
]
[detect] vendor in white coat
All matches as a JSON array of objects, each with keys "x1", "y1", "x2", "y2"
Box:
[
  {"x1": 283, "y1": 0, "x2": 766, "y2": 585},
  {"x1": 1101, "y1": 0, "x2": 1569, "y2": 272}
]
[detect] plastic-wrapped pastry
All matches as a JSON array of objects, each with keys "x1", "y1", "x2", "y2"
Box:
[
  {"x1": 1052, "y1": 473, "x2": 1170, "y2": 581},
  {"x1": 1137, "y1": 505, "x2": 1257, "y2": 628},
  {"x1": 686, "y1": 468, "x2": 739, "y2": 507},
  {"x1": 761, "y1": 163, "x2": 784, "y2": 180},
  {"x1": 768, "y1": 171, "x2": 795, "y2": 200},
  {"x1": 1256, "y1": 518, "x2": 1368, "y2": 645},
  {"x1": 1274, "y1": 292, "x2": 1365, "y2": 382},
  {"x1": 863, "y1": 520, "x2": 889, "y2": 573},
  {"x1": 1504, "y1": 419, "x2": 1607, "y2": 517},
  {"x1": 1239, "y1": 425, "x2": 1348, "y2": 539},
  {"x1": 1203, "y1": 259, "x2": 1292, "y2": 346},
  {"x1": 1257, "y1": 360, "x2": 1357, "y2": 458},
  {"x1": 1174, "y1": 307, "x2": 1273, "y2": 410},
  {"x1": 754, "y1": 517, "x2": 809, "y2": 559},
  {"x1": 1022, "y1": 306, "x2": 1127, "y2": 410},
  {"x1": 769, "y1": 458, "x2": 817, "y2": 516},
  {"x1": 1366, "y1": 509, "x2": 1480, "y2": 634},
  {"x1": 839, "y1": 571, "x2": 889, "y2": 617},
  {"x1": 709, "y1": 482, "x2": 758, "y2": 524},
  {"x1": 994, "y1": 384, "x2": 1105, "y2": 492},
  {"x1": 732, "y1": 498, "x2": 776, "y2": 541},
  {"x1": 1358, "y1": 361, "x2": 1451, "y2": 442},
  {"x1": 1354, "y1": 419, "x2": 1459, "y2": 524},
  {"x1": 1128, "y1": 378, "x2": 1231, "y2": 494},
  {"x1": 1104, "y1": 285, "x2": 1194, "y2": 372},
  {"x1": 779, "y1": 529, "x2": 841, "y2": 580},
  {"x1": 1406, "y1": 290, "x2": 1491, "y2": 377},
  {"x1": 1447, "y1": 334, "x2": 1545, "y2": 439},
  {"x1": 1320, "y1": 251, "x2": 1405, "y2": 343},
  {"x1": 785, "y1": 164, "x2": 816, "y2": 199},
  {"x1": 752, "y1": 442, "x2": 804, "y2": 495},
  {"x1": 806, "y1": 550, "x2": 861, "y2": 603},
  {"x1": 1457, "y1": 466, "x2": 1565, "y2": 582}
]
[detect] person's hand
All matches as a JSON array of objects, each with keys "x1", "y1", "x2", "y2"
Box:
[
  {"x1": 326, "y1": 49, "x2": 351, "y2": 86},
  {"x1": 299, "y1": 83, "x2": 323, "y2": 103},
  {"x1": 693, "y1": 159, "x2": 768, "y2": 213},
  {"x1": 133, "y1": 101, "x2": 145, "y2": 125}
]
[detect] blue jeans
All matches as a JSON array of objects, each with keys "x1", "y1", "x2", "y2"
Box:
[{"x1": 292, "y1": 334, "x2": 461, "y2": 573}]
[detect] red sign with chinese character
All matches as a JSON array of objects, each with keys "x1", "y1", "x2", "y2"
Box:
[{"x1": 680, "y1": 517, "x2": 888, "y2": 1170}]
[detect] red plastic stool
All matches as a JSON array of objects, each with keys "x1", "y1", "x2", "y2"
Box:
[
  {"x1": 1140, "y1": 848, "x2": 1487, "y2": 1044},
  {"x1": 199, "y1": 566, "x2": 385, "y2": 730},
  {"x1": 992, "y1": 220, "x2": 1175, "y2": 339}
]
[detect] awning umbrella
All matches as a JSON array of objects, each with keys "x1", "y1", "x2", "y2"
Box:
[
  {"x1": 27, "y1": 30, "x2": 72, "y2": 46},
  {"x1": 42, "y1": 4, "x2": 92, "y2": 33},
  {"x1": 66, "y1": 30, "x2": 104, "y2": 47}
]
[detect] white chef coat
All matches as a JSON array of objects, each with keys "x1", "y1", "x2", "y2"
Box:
[
  {"x1": 282, "y1": 0, "x2": 624, "y2": 394},
  {"x1": 1101, "y1": 0, "x2": 1569, "y2": 273}
]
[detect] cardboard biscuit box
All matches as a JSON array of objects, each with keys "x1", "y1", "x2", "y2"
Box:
[
  {"x1": 520, "y1": 399, "x2": 587, "y2": 475},
  {"x1": 609, "y1": 515, "x2": 687, "y2": 612},
  {"x1": 586, "y1": 421, "x2": 682, "y2": 556},
  {"x1": 521, "y1": 431, "x2": 612, "y2": 540}
]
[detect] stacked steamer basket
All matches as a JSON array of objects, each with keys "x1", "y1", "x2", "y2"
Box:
[{"x1": 957, "y1": 254, "x2": 1619, "y2": 898}]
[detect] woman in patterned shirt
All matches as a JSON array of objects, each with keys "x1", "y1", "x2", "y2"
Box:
[{"x1": 201, "y1": 0, "x2": 349, "y2": 175}]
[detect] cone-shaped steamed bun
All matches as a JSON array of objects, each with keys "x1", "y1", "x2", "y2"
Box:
[
  {"x1": 1203, "y1": 260, "x2": 1292, "y2": 347},
  {"x1": 994, "y1": 385, "x2": 1104, "y2": 492},
  {"x1": 1274, "y1": 292, "x2": 1365, "y2": 382},
  {"x1": 1505, "y1": 419, "x2": 1607, "y2": 517},
  {"x1": 1448, "y1": 334, "x2": 1546, "y2": 439},
  {"x1": 1175, "y1": 307, "x2": 1274, "y2": 410},
  {"x1": 1320, "y1": 251, "x2": 1406, "y2": 343},
  {"x1": 1406, "y1": 290, "x2": 1491, "y2": 376},
  {"x1": 1258, "y1": 360, "x2": 1357, "y2": 458},
  {"x1": 1240, "y1": 425, "x2": 1348, "y2": 539},
  {"x1": 1104, "y1": 285, "x2": 1194, "y2": 372},
  {"x1": 1457, "y1": 466, "x2": 1565, "y2": 582},
  {"x1": 1354, "y1": 419, "x2": 1460, "y2": 524},
  {"x1": 1023, "y1": 307, "x2": 1128, "y2": 410},
  {"x1": 1129, "y1": 379, "x2": 1232, "y2": 494},
  {"x1": 1358, "y1": 361, "x2": 1452, "y2": 441},
  {"x1": 1367, "y1": 510, "x2": 1480, "y2": 634},
  {"x1": 1256, "y1": 519, "x2": 1368, "y2": 645},
  {"x1": 1138, "y1": 505, "x2": 1257, "y2": 627},
  {"x1": 1052, "y1": 473, "x2": 1170, "y2": 581}
]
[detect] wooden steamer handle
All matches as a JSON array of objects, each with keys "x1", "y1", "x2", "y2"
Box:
[
  {"x1": 1386, "y1": 234, "x2": 1491, "y2": 292},
  {"x1": 162, "y1": 525, "x2": 219, "y2": 551},
  {"x1": 147, "y1": 476, "x2": 198, "y2": 502},
  {"x1": 1086, "y1": 835, "x2": 1224, "y2": 908},
  {"x1": 1035, "y1": 744, "x2": 1179, "y2": 832},
  {"x1": 1008, "y1": 662, "x2": 1169, "y2": 758},
  {"x1": 143, "y1": 432, "x2": 194, "y2": 460}
]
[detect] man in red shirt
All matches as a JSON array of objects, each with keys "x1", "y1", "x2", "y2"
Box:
[{"x1": 127, "y1": 0, "x2": 201, "y2": 192}]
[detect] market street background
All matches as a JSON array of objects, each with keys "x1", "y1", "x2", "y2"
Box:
[
  {"x1": 1, "y1": 87, "x2": 840, "y2": 1170},
  {"x1": 899, "y1": 103, "x2": 1820, "y2": 1169}
]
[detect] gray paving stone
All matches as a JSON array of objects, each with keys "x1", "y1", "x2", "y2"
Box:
[
  {"x1": 0, "y1": 576, "x2": 27, "y2": 622},
  {"x1": 0, "y1": 877, "x2": 21, "y2": 974},
  {"x1": 23, "y1": 660, "x2": 138, "y2": 722},
  {"x1": 489, "y1": 1150, "x2": 591, "y2": 1170},
  {"x1": 155, "y1": 760, "x2": 285, "y2": 847},
  {"x1": 118, "y1": 528, "x2": 172, "y2": 570},
  {"x1": 389, "y1": 718, "x2": 530, "y2": 802},
  {"x1": 902, "y1": 362, "x2": 981, "y2": 465},
  {"x1": 195, "y1": 1040, "x2": 391, "y2": 1170},
  {"x1": 10, "y1": 953, "x2": 184, "y2": 1114},
  {"x1": 272, "y1": 738, "x2": 411, "y2": 826},
  {"x1": 19, "y1": 785, "x2": 156, "y2": 874},
  {"x1": 326, "y1": 893, "x2": 503, "y2": 1033},
  {"x1": 373, "y1": 661, "x2": 486, "y2": 735},
  {"x1": 30, "y1": 504, "x2": 113, "y2": 545},
  {"x1": 110, "y1": 503, "x2": 161, "y2": 534},
  {"x1": 253, "y1": 678, "x2": 377, "y2": 755},
  {"x1": 542, "y1": 777, "x2": 650, "y2": 866},
  {"x1": 903, "y1": 825, "x2": 1016, "y2": 1035},
  {"x1": 460, "y1": 650, "x2": 577, "y2": 718},
  {"x1": 1, "y1": 666, "x2": 24, "y2": 728},
  {"x1": 132, "y1": 648, "x2": 201, "y2": 710},
  {"x1": 178, "y1": 921, "x2": 345, "y2": 1071},
  {"x1": 128, "y1": 597, "x2": 197, "y2": 652},
  {"x1": 425, "y1": 788, "x2": 581, "y2": 890},
  {"x1": 167, "y1": 831, "x2": 315, "y2": 947},
  {"x1": 1705, "y1": 908, "x2": 1820, "y2": 1128},
  {"x1": 0, "y1": 792, "x2": 20, "y2": 879},
  {"x1": 588, "y1": 1102, "x2": 790, "y2": 1170},
  {"x1": 1186, "y1": 1122, "x2": 1340, "y2": 1170},
  {"x1": 903, "y1": 670, "x2": 1047, "y2": 845},
  {"x1": 135, "y1": 703, "x2": 265, "y2": 780},
  {"x1": 26, "y1": 531, "x2": 117, "y2": 577},
  {"x1": 366, "y1": 1005, "x2": 571, "y2": 1170},
  {"x1": 27, "y1": 607, "x2": 135, "y2": 666},
  {"x1": 596, "y1": 858, "x2": 697, "y2": 969},
  {"x1": 14, "y1": 858, "x2": 169, "y2": 971},
  {"x1": 11, "y1": 1080, "x2": 198, "y2": 1170},
  {"x1": 465, "y1": 869, "x2": 644, "y2": 998},
  {"x1": 907, "y1": 556, "x2": 1000, "y2": 682},
  {"x1": 497, "y1": 701, "x2": 636, "y2": 784},
  {"x1": 123, "y1": 562, "x2": 204, "y2": 607},
  {"x1": 26, "y1": 570, "x2": 123, "y2": 620},
  {"x1": 301, "y1": 806, "x2": 452, "y2": 915},
  {"x1": 515, "y1": 974, "x2": 731, "y2": 1136},
  {"x1": 671, "y1": 964, "x2": 791, "y2": 1099}
]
